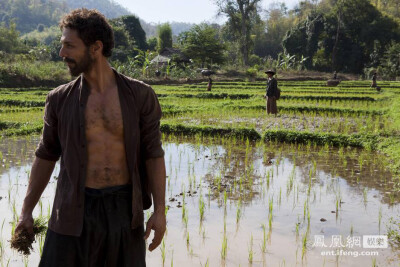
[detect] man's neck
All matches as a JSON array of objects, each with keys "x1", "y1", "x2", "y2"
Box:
[{"x1": 83, "y1": 59, "x2": 116, "y2": 93}]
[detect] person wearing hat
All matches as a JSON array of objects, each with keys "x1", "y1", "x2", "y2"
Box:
[
  {"x1": 265, "y1": 69, "x2": 278, "y2": 115},
  {"x1": 371, "y1": 72, "x2": 377, "y2": 88}
]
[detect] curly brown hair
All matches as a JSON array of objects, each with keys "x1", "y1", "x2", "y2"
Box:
[{"x1": 59, "y1": 8, "x2": 114, "y2": 57}]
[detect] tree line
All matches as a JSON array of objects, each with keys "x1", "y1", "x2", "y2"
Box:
[{"x1": 1, "y1": 0, "x2": 400, "y2": 78}]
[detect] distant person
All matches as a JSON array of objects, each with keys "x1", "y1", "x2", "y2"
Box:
[
  {"x1": 207, "y1": 77, "x2": 212, "y2": 91},
  {"x1": 333, "y1": 71, "x2": 337, "y2": 80},
  {"x1": 265, "y1": 69, "x2": 278, "y2": 115},
  {"x1": 371, "y1": 72, "x2": 377, "y2": 87}
]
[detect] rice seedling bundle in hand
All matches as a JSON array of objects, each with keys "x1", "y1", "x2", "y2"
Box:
[{"x1": 10, "y1": 217, "x2": 47, "y2": 255}]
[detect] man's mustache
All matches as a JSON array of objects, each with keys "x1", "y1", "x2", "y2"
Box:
[{"x1": 63, "y1": 58, "x2": 76, "y2": 64}]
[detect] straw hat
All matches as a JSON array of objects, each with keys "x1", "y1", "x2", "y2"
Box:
[{"x1": 265, "y1": 69, "x2": 276, "y2": 75}]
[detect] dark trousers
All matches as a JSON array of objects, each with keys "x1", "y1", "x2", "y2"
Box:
[
  {"x1": 39, "y1": 185, "x2": 146, "y2": 267},
  {"x1": 266, "y1": 96, "x2": 278, "y2": 114}
]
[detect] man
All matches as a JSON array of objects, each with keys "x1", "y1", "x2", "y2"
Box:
[
  {"x1": 207, "y1": 77, "x2": 212, "y2": 91},
  {"x1": 15, "y1": 9, "x2": 166, "y2": 266},
  {"x1": 371, "y1": 72, "x2": 377, "y2": 87},
  {"x1": 265, "y1": 69, "x2": 278, "y2": 115}
]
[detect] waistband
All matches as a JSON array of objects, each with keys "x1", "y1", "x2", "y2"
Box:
[{"x1": 85, "y1": 184, "x2": 132, "y2": 197}]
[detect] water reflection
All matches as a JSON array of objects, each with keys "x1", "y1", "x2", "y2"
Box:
[{"x1": 0, "y1": 135, "x2": 399, "y2": 266}]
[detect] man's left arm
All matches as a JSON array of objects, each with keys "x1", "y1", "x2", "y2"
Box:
[
  {"x1": 138, "y1": 84, "x2": 166, "y2": 251},
  {"x1": 144, "y1": 156, "x2": 166, "y2": 251}
]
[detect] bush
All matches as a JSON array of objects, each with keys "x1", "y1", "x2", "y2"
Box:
[
  {"x1": 248, "y1": 54, "x2": 261, "y2": 66},
  {"x1": 246, "y1": 67, "x2": 258, "y2": 78}
]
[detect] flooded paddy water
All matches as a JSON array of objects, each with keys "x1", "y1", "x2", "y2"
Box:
[{"x1": 0, "y1": 135, "x2": 399, "y2": 266}]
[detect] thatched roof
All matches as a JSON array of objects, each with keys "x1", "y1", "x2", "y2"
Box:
[{"x1": 150, "y1": 48, "x2": 191, "y2": 64}]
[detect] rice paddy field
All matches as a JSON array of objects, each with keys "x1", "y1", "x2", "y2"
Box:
[{"x1": 1, "y1": 80, "x2": 400, "y2": 266}]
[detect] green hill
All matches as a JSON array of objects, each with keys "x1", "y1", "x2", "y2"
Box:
[{"x1": 0, "y1": 0, "x2": 131, "y2": 34}]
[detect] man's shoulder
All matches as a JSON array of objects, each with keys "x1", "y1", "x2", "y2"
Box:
[
  {"x1": 48, "y1": 77, "x2": 80, "y2": 98},
  {"x1": 117, "y1": 72, "x2": 152, "y2": 92}
]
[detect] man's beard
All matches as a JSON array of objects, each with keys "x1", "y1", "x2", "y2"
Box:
[{"x1": 64, "y1": 48, "x2": 93, "y2": 76}]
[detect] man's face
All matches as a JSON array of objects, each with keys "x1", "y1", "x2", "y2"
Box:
[
  {"x1": 59, "y1": 28, "x2": 94, "y2": 76},
  {"x1": 267, "y1": 73, "x2": 273, "y2": 78}
]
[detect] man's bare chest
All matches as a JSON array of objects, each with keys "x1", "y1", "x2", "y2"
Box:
[{"x1": 84, "y1": 88, "x2": 124, "y2": 136}]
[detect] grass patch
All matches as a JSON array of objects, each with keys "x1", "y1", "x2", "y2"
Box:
[
  {"x1": 160, "y1": 123, "x2": 261, "y2": 140},
  {"x1": 263, "y1": 129, "x2": 379, "y2": 149}
]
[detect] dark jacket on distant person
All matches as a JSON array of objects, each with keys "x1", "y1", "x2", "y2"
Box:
[{"x1": 266, "y1": 77, "x2": 278, "y2": 97}]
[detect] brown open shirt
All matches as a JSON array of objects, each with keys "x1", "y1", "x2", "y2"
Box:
[{"x1": 35, "y1": 69, "x2": 164, "y2": 236}]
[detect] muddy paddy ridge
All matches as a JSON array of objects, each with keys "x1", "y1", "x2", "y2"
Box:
[{"x1": 0, "y1": 135, "x2": 399, "y2": 266}]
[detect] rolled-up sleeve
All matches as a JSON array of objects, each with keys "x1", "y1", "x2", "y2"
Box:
[
  {"x1": 139, "y1": 86, "x2": 164, "y2": 159},
  {"x1": 35, "y1": 92, "x2": 61, "y2": 161}
]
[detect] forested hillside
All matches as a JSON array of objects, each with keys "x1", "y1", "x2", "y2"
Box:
[
  {"x1": 60, "y1": 0, "x2": 130, "y2": 19},
  {"x1": 0, "y1": 0, "x2": 130, "y2": 33}
]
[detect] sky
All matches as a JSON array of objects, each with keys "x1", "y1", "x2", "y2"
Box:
[{"x1": 113, "y1": 0, "x2": 301, "y2": 24}]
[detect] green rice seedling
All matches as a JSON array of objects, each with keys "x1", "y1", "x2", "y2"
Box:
[
  {"x1": 372, "y1": 258, "x2": 376, "y2": 267},
  {"x1": 47, "y1": 202, "x2": 51, "y2": 220},
  {"x1": 268, "y1": 212, "x2": 273, "y2": 230},
  {"x1": 248, "y1": 233, "x2": 253, "y2": 263},
  {"x1": 205, "y1": 258, "x2": 210, "y2": 267},
  {"x1": 146, "y1": 210, "x2": 151, "y2": 221},
  {"x1": 186, "y1": 232, "x2": 190, "y2": 247},
  {"x1": 160, "y1": 239, "x2": 166, "y2": 265},
  {"x1": 199, "y1": 195, "x2": 205, "y2": 222},
  {"x1": 378, "y1": 207, "x2": 382, "y2": 232},
  {"x1": 269, "y1": 197, "x2": 273, "y2": 215},
  {"x1": 39, "y1": 199, "x2": 43, "y2": 217},
  {"x1": 301, "y1": 231, "x2": 308, "y2": 260},
  {"x1": 336, "y1": 198, "x2": 339, "y2": 214},
  {"x1": 303, "y1": 199, "x2": 308, "y2": 221},
  {"x1": 221, "y1": 234, "x2": 228, "y2": 260},
  {"x1": 38, "y1": 234, "x2": 45, "y2": 256},
  {"x1": 12, "y1": 199, "x2": 18, "y2": 223},
  {"x1": 287, "y1": 167, "x2": 295, "y2": 195},
  {"x1": 223, "y1": 190, "x2": 227, "y2": 208},
  {"x1": 236, "y1": 199, "x2": 242, "y2": 224},
  {"x1": 363, "y1": 188, "x2": 368, "y2": 205},
  {"x1": 183, "y1": 211, "x2": 188, "y2": 228},
  {"x1": 7, "y1": 184, "x2": 12, "y2": 203},
  {"x1": 261, "y1": 224, "x2": 267, "y2": 253},
  {"x1": 350, "y1": 224, "x2": 354, "y2": 236}
]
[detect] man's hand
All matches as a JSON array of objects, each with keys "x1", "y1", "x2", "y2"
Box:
[
  {"x1": 15, "y1": 214, "x2": 34, "y2": 236},
  {"x1": 144, "y1": 210, "x2": 166, "y2": 251}
]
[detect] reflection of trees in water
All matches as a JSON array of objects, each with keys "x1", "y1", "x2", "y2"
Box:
[
  {"x1": 203, "y1": 139, "x2": 265, "y2": 204},
  {"x1": 167, "y1": 135, "x2": 397, "y2": 206},
  {"x1": 0, "y1": 136, "x2": 39, "y2": 176},
  {"x1": 267, "y1": 142, "x2": 397, "y2": 205}
]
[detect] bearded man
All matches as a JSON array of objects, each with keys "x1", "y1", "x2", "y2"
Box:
[{"x1": 15, "y1": 9, "x2": 166, "y2": 267}]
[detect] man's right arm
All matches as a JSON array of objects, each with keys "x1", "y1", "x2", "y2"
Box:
[
  {"x1": 15, "y1": 157, "x2": 56, "y2": 234},
  {"x1": 16, "y1": 157, "x2": 56, "y2": 234}
]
